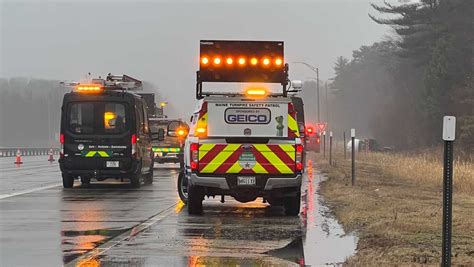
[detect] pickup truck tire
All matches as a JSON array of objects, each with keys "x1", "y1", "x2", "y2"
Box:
[
  {"x1": 177, "y1": 170, "x2": 188, "y2": 204},
  {"x1": 62, "y1": 173, "x2": 74, "y2": 188},
  {"x1": 187, "y1": 184, "x2": 203, "y2": 215},
  {"x1": 284, "y1": 193, "x2": 301, "y2": 216}
]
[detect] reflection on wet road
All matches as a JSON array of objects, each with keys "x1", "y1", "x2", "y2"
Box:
[{"x1": 0, "y1": 154, "x2": 357, "y2": 267}]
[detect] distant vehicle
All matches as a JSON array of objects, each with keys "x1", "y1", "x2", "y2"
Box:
[
  {"x1": 182, "y1": 40, "x2": 303, "y2": 216},
  {"x1": 148, "y1": 118, "x2": 188, "y2": 168},
  {"x1": 346, "y1": 138, "x2": 379, "y2": 152},
  {"x1": 59, "y1": 74, "x2": 157, "y2": 188},
  {"x1": 304, "y1": 125, "x2": 321, "y2": 153}
]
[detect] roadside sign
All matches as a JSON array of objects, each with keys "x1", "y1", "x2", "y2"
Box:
[{"x1": 316, "y1": 122, "x2": 327, "y2": 133}]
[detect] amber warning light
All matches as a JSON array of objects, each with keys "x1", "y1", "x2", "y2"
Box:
[
  {"x1": 199, "y1": 40, "x2": 284, "y2": 83},
  {"x1": 76, "y1": 84, "x2": 102, "y2": 93}
]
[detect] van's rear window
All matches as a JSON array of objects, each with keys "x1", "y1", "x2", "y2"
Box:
[{"x1": 68, "y1": 102, "x2": 128, "y2": 134}]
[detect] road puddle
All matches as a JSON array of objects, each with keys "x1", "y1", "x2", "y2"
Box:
[{"x1": 302, "y1": 161, "x2": 358, "y2": 265}]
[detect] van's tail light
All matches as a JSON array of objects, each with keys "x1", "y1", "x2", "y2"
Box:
[
  {"x1": 60, "y1": 133, "x2": 64, "y2": 158},
  {"x1": 295, "y1": 144, "x2": 303, "y2": 172},
  {"x1": 131, "y1": 134, "x2": 137, "y2": 157},
  {"x1": 190, "y1": 143, "x2": 199, "y2": 171}
]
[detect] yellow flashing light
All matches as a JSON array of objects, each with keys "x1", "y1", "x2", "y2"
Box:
[
  {"x1": 250, "y1": 57, "x2": 258, "y2": 66},
  {"x1": 238, "y1": 57, "x2": 246, "y2": 65},
  {"x1": 275, "y1": 58, "x2": 283, "y2": 66},
  {"x1": 201, "y1": 57, "x2": 209, "y2": 65},
  {"x1": 262, "y1": 58, "x2": 270, "y2": 66},
  {"x1": 213, "y1": 57, "x2": 221, "y2": 65},
  {"x1": 245, "y1": 88, "x2": 268, "y2": 97},
  {"x1": 196, "y1": 127, "x2": 206, "y2": 134},
  {"x1": 76, "y1": 84, "x2": 102, "y2": 92},
  {"x1": 226, "y1": 57, "x2": 233, "y2": 65}
]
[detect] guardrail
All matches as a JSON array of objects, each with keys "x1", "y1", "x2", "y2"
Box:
[{"x1": 0, "y1": 148, "x2": 60, "y2": 157}]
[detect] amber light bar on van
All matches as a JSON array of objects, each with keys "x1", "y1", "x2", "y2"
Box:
[{"x1": 75, "y1": 84, "x2": 103, "y2": 93}]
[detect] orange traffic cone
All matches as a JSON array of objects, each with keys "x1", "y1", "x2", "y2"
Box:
[
  {"x1": 48, "y1": 148, "x2": 55, "y2": 162},
  {"x1": 14, "y1": 149, "x2": 23, "y2": 165}
]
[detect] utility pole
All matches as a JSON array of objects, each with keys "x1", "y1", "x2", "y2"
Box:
[
  {"x1": 293, "y1": 62, "x2": 320, "y2": 122},
  {"x1": 317, "y1": 68, "x2": 320, "y2": 122},
  {"x1": 325, "y1": 82, "x2": 329, "y2": 125}
]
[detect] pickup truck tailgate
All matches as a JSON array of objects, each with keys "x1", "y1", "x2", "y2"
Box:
[{"x1": 198, "y1": 143, "x2": 296, "y2": 175}]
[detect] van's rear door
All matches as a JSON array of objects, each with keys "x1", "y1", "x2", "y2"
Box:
[{"x1": 63, "y1": 101, "x2": 132, "y2": 170}]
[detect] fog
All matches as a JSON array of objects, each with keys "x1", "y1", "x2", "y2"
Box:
[
  {"x1": 1, "y1": 0, "x2": 394, "y2": 147},
  {"x1": 1, "y1": 1, "x2": 387, "y2": 110}
]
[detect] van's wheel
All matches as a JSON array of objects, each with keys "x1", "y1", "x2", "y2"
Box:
[
  {"x1": 62, "y1": 173, "x2": 74, "y2": 188},
  {"x1": 177, "y1": 170, "x2": 188, "y2": 204},
  {"x1": 284, "y1": 192, "x2": 301, "y2": 216},
  {"x1": 187, "y1": 184, "x2": 203, "y2": 215},
  {"x1": 144, "y1": 166, "x2": 154, "y2": 185},
  {"x1": 80, "y1": 176, "x2": 91, "y2": 185},
  {"x1": 130, "y1": 175, "x2": 142, "y2": 188}
]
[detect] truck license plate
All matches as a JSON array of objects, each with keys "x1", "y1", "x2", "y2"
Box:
[
  {"x1": 106, "y1": 161, "x2": 119, "y2": 168},
  {"x1": 237, "y1": 176, "x2": 256, "y2": 186}
]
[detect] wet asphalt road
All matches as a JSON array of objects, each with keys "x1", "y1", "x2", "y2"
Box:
[{"x1": 0, "y1": 154, "x2": 356, "y2": 267}]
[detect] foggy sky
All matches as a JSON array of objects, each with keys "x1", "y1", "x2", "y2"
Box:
[{"x1": 1, "y1": 0, "x2": 390, "y2": 118}]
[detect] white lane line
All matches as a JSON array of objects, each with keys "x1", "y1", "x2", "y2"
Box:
[
  {"x1": 65, "y1": 202, "x2": 179, "y2": 267},
  {"x1": 0, "y1": 183, "x2": 62, "y2": 200}
]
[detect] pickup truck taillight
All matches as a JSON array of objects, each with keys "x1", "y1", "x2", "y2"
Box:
[
  {"x1": 296, "y1": 144, "x2": 303, "y2": 171},
  {"x1": 60, "y1": 133, "x2": 64, "y2": 158},
  {"x1": 190, "y1": 143, "x2": 199, "y2": 171},
  {"x1": 131, "y1": 134, "x2": 137, "y2": 157}
]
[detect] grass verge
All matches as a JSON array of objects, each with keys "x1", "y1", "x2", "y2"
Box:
[{"x1": 315, "y1": 150, "x2": 474, "y2": 265}]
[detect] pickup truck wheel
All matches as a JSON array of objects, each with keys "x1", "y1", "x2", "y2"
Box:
[
  {"x1": 177, "y1": 170, "x2": 188, "y2": 204},
  {"x1": 62, "y1": 174, "x2": 74, "y2": 188},
  {"x1": 284, "y1": 193, "x2": 301, "y2": 216},
  {"x1": 187, "y1": 184, "x2": 203, "y2": 215}
]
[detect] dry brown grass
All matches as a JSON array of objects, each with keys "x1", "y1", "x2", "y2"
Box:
[
  {"x1": 361, "y1": 151, "x2": 474, "y2": 194},
  {"x1": 314, "y1": 150, "x2": 474, "y2": 266}
]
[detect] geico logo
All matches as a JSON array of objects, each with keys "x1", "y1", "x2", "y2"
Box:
[{"x1": 227, "y1": 114, "x2": 268, "y2": 123}]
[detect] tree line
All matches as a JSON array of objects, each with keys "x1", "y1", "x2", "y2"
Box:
[
  {"x1": 0, "y1": 78, "x2": 165, "y2": 147},
  {"x1": 331, "y1": 0, "x2": 472, "y2": 151}
]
